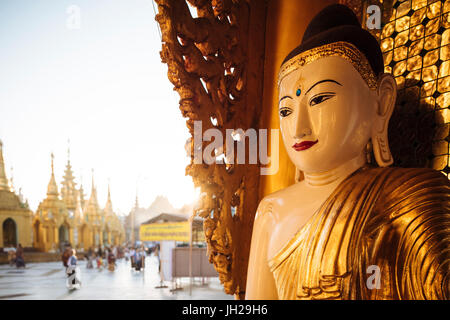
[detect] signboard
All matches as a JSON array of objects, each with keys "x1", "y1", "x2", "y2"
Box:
[
  {"x1": 140, "y1": 221, "x2": 190, "y2": 242},
  {"x1": 193, "y1": 228, "x2": 206, "y2": 243}
]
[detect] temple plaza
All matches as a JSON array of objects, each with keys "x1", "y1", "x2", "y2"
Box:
[{"x1": 0, "y1": 255, "x2": 231, "y2": 300}]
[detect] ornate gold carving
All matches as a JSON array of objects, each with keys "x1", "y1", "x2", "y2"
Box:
[
  {"x1": 155, "y1": 0, "x2": 265, "y2": 297},
  {"x1": 278, "y1": 42, "x2": 379, "y2": 90}
]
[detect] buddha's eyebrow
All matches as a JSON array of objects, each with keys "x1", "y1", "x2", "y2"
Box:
[
  {"x1": 305, "y1": 79, "x2": 342, "y2": 95},
  {"x1": 279, "y1": 96, "x2": 292, "y2": 104}
]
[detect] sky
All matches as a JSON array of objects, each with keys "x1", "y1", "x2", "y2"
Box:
[{"x1": 0, "y1": 0, "x2": 198, "y2": 215}]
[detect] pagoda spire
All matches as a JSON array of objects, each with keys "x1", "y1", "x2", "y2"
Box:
[
  {"x1": 104, "y1": 180, "x2": 113, "y2": 215},
  {"x1": 9, "y1": 166, "x2": 15, "y2": 193},
  {"x1": 107, "y1": 181, "x2": 112, "y2": 203},
  {"x1": 85, "y1": 169, "x2": 100, "y2": 225},
  {"x1": 61, "y1": 139, "x2": 77, "y2": 210},
  {"x1": 134, "y1": 183, "x2": 139, "y2": 209},
  {"x1": 67, "y1": 139, "x2": 70, "y2": 164},
  {"x1": 0, "y1": 140, "x2": 10, "y2": 191},
  {"x1": 47, "y1": 153, "x2": 59, "y2": 198},
  {"x1": 134, "y1": 194, "x2": 139, "y2": 209},
  {"x1": 91, "y1": 169, "x2": 95, "y2": 193},
  {"x1": 88, "y1": 169, "x2": 98, "y2": 206},
  {"x1": 75, "y1": 187, "x2": 84, "y2": 220},
  {"x1": 63, "y1": 140, "x2": 74, "y2": 178},
  {"x1": 79, "y1": 173, "x2": 85, "y2": 209}
]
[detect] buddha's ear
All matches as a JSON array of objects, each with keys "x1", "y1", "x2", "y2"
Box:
[{"x1": 372, "y1": 73, "x2": 397, "y2": 167}]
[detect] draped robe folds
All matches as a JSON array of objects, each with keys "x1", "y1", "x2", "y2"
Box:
[{"x1": 268, "y1": 166, "x2": 450, "y2": 300}]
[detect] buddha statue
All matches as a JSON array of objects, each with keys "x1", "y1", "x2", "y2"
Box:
[{"x1": 246, "y1": 4, "x2": 449, "y2": 300}]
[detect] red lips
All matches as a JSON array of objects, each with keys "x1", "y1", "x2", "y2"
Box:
[{"x1": 292, "y1": 140, "x2": 318, "y2": 151}]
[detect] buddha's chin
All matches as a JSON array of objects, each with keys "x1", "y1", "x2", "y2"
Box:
[
  {"x1": 289, "y1": 152, "x2": 326, "y2": 173},
  {"x1": 290, "y1": 153, "x2": 342, "y2": 174},
  {"x1": 292, "y1": 150, "x2": 368, "y2": 175},
  {"x1": 292, "y1": 160, "x2": 327, "y2": 174}
]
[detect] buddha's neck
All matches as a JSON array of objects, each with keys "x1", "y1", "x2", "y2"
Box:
[{"x1": 304, "y1": 153, "x2": 367, "y2": 187}]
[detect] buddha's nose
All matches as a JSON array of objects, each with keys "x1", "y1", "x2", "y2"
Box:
[
  {"x1": 294, "y1": 128, "x2": 312, "y2": 139},
  {"x1": 294, "y1": 102, "x2": 312, "y2": 139}
]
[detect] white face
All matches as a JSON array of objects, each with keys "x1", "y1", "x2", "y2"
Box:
[{"x1": 278, "y1": 56, "x2": 378, "y2": 173}]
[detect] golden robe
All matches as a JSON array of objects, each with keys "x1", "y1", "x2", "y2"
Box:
[{"x1": 268, "y1": 167, "x2": 450, "y2": 300}]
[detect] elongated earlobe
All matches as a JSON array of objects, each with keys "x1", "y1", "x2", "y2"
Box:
[
  {"x1": 372, "y1": 73, "x2": 397, "y2": 167},
  {"x1": 373, "y1": 134, "x2": 393, "y2": 166}
]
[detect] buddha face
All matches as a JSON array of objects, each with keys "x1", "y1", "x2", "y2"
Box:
[{"x1": 278, "y1": 56, "x2": 379, "y2": 173}]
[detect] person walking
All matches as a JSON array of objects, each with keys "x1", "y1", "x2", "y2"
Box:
[
  {"x1": 66, "y1": 249, "x2": 81, "y2": 289},
  {"x1": 103, "y1": 247, "x2": 109, "y2": 268},
  {"x1": 15, "y1": 244, "x2": 25, "y2": 268},
  {"x1": 107, "y1": 249, "x2": 116, "y2": 272},
  {"x1": 86, "y1": 247, "x2": 94, "y2": 269},
  {"x1": 124, "y1": 247, "x2": 130, "y2": 262},
  {"x1": 133, "y1": 248, "x2": 145, "y2": 271},
  {"x1": 139, "y1": 247, "x2": 146, "y2": 270},
  {"x1": 130, "y1": 247, "x2": 136, "y2": 269},
  {"x1": 62, "y1": 246, "x2": 71, "y2": 268},
  {"x1": 8, "y1": 248, "x2": 16, "y2": 267},
  {"x1": 154, "y1": 245, "x2": 161, "y2": 273},
  {"x1": 96, "y1": 254, "x2": 103, "y2": 270}
]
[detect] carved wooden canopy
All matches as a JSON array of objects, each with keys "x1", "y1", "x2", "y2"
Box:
[{"x1": 154, "y1": 0, "x2": 266, "y2": 298}]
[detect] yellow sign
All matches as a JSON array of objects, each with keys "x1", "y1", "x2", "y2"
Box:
[{"x1": 140, "y1": 221, "x2": 190, "y2": 242}]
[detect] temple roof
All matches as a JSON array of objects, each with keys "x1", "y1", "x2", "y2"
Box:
[
  {"x1": 0, "y1": 190, "x2": 28, "y2": 211},
  {"x1": 142, "y1": 213, "x2": 188, "y2": 224}
]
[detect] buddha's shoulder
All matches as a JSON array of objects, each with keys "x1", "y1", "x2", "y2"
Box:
[
  {"x1": 361, "y1": 165, "x2": 445, "y2": 175},
  {"x1": 259, "y1": 182, "x2": 303, "y2": 204},
  {"x1": 255, "y1": 182, "x2": 306, "y2": 219},
  {"x1": 356, "y1": 166, "x2": 449, "y2": 187},
  {"x1": 356, "y1": 167, "x2": 449, "y2": 220},
  {"x1": 363, "y1": 167, "x2": 450, "y2": 233}
]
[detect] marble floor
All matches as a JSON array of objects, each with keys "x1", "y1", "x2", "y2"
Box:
[{"x1": 0, "y1": 255, "x2": 232, "y2": 300}]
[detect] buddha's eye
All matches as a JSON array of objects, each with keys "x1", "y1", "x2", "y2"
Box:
[
  {"x1": 279, "y1": 107, "x2": 292, "y2": 118},
  {"x1": 309, "y1": 93, "x2": 335, "y2": 106}
]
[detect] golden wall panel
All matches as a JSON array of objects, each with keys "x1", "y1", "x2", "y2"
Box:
[{"x1": 356, "y1": 0, "x2": 450, "y2": 177}]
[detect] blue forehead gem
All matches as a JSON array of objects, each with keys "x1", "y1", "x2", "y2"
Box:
[{"x1": 296, "y1": 89, "x2": 301, "y2": 96}]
